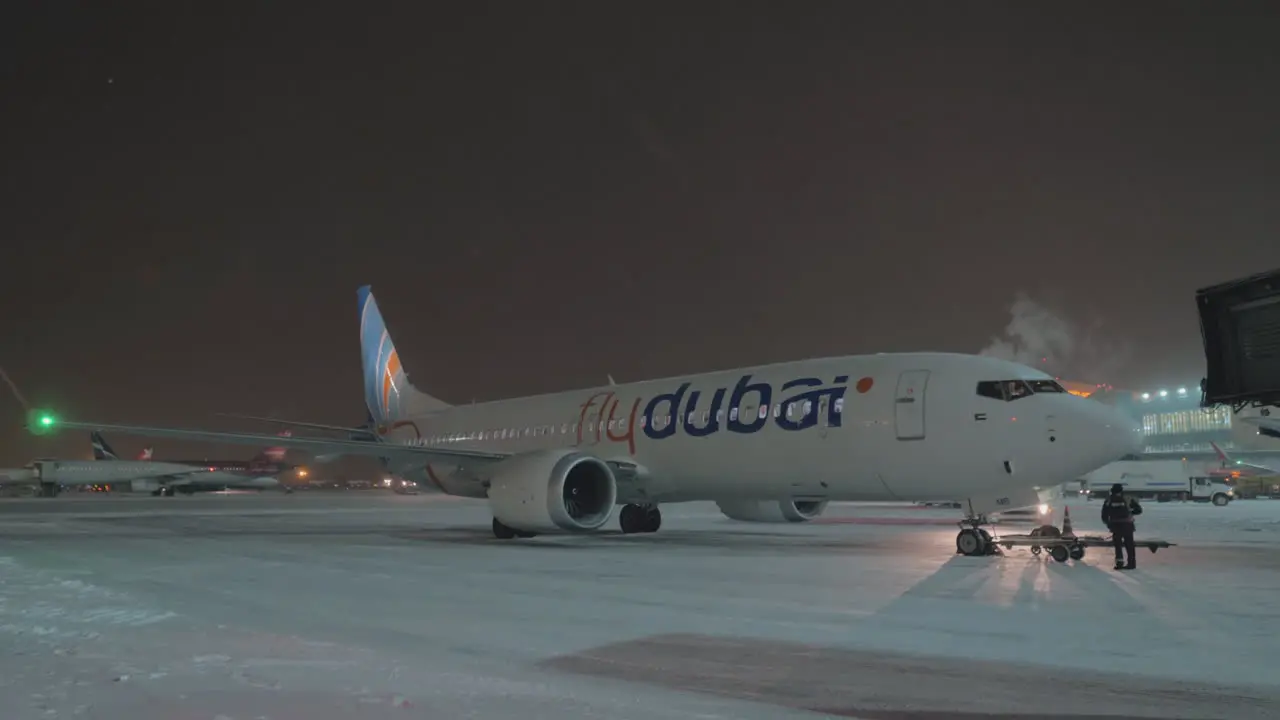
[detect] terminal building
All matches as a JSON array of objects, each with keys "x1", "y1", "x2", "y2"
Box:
[{"x1": 1060, "y1": 380, "x2": 1269, "y2": 458}]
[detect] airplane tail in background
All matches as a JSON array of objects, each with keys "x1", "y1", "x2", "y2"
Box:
[
  {"x1": 357, "y1": 285, "x2": 450, "y2": 426},
  {"x1": 91, "y1": 432, "x2": 151, "y2": 461},
  {"x1": 91, "y1": 432, "x2": 119, "y2": 460},
  {"x1": 1210, "y1": 441, "x2": 1231, "y2": 467},
  {"x1": 263, "y1": 430, "x2": 291, "y2": 462}
]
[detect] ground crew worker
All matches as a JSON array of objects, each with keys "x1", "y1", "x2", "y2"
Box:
[{"x1": 1101, "y1": 483, "x2": 1143, "y2": 570}]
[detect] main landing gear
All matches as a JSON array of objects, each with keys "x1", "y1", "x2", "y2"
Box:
[
  {"x1": 955, "y1": 513, "x2": 999, "y2": 557},
  {"x1": 492, "y1": 517, "x2": 537, "y2": 539},
  {"x1": 618, "y1": 503, "x2": 661, "y2": 534},
  {"x1": 491, "y1": 503, "x2": 662, "y2": 540}
]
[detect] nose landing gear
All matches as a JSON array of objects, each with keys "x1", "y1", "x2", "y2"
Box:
[
  {"x1": 956, "y1": 526, "x2": 997, "y2": 556},
  {"x1": 955, "y1": 510, "x2": 1001, "y2": 556}
]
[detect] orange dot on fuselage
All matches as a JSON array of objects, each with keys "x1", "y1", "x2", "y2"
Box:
[{"x1": 856, "y1": 377, "x2": 874, "y2": 393}]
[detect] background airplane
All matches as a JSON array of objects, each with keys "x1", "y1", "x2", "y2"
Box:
[
  {"x1": 89, "y1": 431, "x2": 296, "y2": 495},
  {"x1": 1211, "y1": 440, "x2": 1279, "y2": 476},
  {"x1": 41, "y1": 286, "x2": 1140, "y2": 552}
]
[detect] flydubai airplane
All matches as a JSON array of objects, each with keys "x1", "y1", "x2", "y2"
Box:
[{"x1": 40, "y1": 287, "x2": 1142, "y2": 554}]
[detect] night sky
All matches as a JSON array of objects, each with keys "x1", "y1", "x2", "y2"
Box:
[{"x1": 3, "y1": 2, "x2": 1280, "y2": 466}]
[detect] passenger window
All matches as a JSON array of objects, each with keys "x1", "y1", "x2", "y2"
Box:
[
  {"x1": 729, "y1": 407, "x2": 739, "y2": 421},
  {"x1": 833, "y1": 398, "x2": 843, "y2": 414}
]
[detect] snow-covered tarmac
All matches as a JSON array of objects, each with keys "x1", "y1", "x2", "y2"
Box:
[{"x1": 1, "y1": 492, "x2": 1278, "y2": 719}]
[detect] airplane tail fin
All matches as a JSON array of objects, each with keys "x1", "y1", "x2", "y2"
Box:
[
  {"x1": 357, "y1": 285, "x2": 450, "y2": 425},
  {"x1": 263, "y1": 430, "x2": 290, "y2": 462},
  {"x1": 1210, "y1": 441, "x2": 1232, "y2": 467},
  {"x1": 90, "y1": 432, "x2": 118, "y2": 461}
]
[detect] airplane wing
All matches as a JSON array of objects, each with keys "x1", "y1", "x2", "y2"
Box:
[
  {"x1": 213, "y1": 413, "x2": 375, "y2": 435},
  {"x1": 1228, "y1": 457, "x2": 1278, "y2": 474},
  {"x1": 1211, "y1": 440, "x2": 1279, "y2": 474},
  {"x1": 45, "y1": 421, "x2": 509, "y2": 464}
]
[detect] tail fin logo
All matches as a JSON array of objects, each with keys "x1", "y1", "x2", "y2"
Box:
[
  {"x1": 138, "y1": 448, "x2": 153, "y2": 461},
  {"x1": 382, "y1": 348, "x2": 402, "y2": 418},
  {"x1": 358, "y1": 286, "x2": 407, "y2": 423},
  {"x1": 91, "y1": 432, "x2": 119, "y2": 461}
]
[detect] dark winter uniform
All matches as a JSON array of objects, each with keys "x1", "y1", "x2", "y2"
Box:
[{"x1": 1101, "y1": 483, "x2": 1143, "y2": 570}]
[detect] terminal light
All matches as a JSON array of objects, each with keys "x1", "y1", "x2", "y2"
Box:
[
  {"x1": 1141, "y1": 392, "x2": 1151, "y2": 400},
  {"x1": 1177, "y1": 387, "x2": 1188, "y2": 395},
  {"x1": 1159, "y1": 389, "x2": 1168, "y2": 397}
]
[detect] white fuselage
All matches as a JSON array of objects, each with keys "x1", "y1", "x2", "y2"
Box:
[
  {"x1": 375, "y1": 353, "x2": 1140, "y2": 511},
  {"x1": 35, "y1": 460, "x2": 281, "y2": 490}
]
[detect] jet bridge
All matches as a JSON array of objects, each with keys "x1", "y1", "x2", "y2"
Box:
[{"x1": 1197, "y1": 267, "x2": 1280, "y2": 411}]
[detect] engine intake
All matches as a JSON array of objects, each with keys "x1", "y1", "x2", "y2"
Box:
[
  {"x1": 487, "y1": 450, "x2": 618, "y2": 533},
  {"x1": 715, "y1": 498, "x2": 829, "y2": 523}
]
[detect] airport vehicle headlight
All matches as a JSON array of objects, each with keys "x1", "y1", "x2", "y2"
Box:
[{"x1": 1038, "y1": 503, "x2": 1049, "y2": 515}]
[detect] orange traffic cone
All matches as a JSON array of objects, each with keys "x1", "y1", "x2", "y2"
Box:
[{"x1": 1061, "y1": 506, "x2": 1075, "y2": 537}]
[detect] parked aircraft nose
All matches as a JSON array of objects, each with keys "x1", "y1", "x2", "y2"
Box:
[{"x1": 1081, "y1": 400, "x2": 1143, "y2": 464}]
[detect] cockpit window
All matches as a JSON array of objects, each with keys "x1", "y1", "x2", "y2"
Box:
[
  {"x1": 976, "y1": 381, "x2": 1004, "y2": 400},
  {"x1": 977, "y1": 379, "x2": 1068, "y2": 401},
  {"x1": 976, "y1": 380, "x2": 1032, "y2": 401}
]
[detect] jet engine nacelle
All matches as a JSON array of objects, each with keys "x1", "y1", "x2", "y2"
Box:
[
  {"x1": 486, "y1": 449, "x2": 618, "y2": 534},
  {"x1": 715, "y1": 498, "x2": 829, "y2": 523}
]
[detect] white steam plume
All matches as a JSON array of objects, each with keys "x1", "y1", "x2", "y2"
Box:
[{"x1": 979, "y1": 293, "x2": 1131, "y2": 383}]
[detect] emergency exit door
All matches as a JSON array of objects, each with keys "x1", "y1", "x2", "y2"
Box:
[{"x1": 894, "y1": 370, "x2": 930, "y2": 440}]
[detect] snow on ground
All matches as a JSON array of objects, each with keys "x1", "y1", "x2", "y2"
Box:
[{"x1": 0, "y1": 492, "x2": 1278, "y2": 719}]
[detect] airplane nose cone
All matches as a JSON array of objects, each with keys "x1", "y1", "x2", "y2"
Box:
[{"x1": 1088, "y1": 402, "x2": 1144, "y2": 461}]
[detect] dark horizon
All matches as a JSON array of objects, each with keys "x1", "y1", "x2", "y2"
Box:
[{"x1": 4, "y1": 2, "x2": 1280, "y2": 465}]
